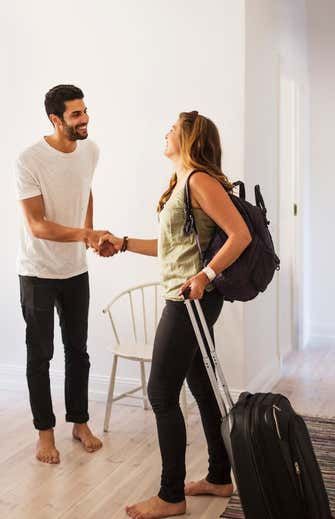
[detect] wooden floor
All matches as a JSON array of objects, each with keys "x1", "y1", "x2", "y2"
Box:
[
  {"x1": 0, "y1": 344, "x2": 334, "y2": 519},
  {"x1": 273, "y1": 343, "x2": 335, "y2": 418}
]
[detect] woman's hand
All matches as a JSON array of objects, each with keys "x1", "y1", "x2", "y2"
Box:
[
  {"x1": 98, "y1": 233, "x2": 123, "y2": 257},
  {"x1": 179, "y1": 272, "x2": 210, "y2": 300}
]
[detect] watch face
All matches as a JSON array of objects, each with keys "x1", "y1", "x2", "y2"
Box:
[{"x1": 203, "y1": 267, "x2": 214, "y2": 281}]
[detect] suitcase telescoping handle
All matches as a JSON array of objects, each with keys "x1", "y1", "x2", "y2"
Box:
[{"x1": 182, "y1": 289, "x2": 234, "y2": 418}]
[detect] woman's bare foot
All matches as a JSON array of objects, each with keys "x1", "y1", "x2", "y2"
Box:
[
  {"x1": 72, "y1": 423, "x2": 103, "y2": 453},
  {"x1": 185, "y1": 478, "x2": 233, "y2": 497},
  {"x1": 126, "y1": 496, "x2": 186, "y2": 519},
  {"x1": 36, "y1": 429, "x2": 60, "y2": 464}
]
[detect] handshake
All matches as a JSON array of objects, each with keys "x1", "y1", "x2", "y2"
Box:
[{"x1": 85, "y1": 230, "x2": 124, "y2": 257}]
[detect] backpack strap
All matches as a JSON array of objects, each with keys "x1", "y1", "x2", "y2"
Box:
[
  {"x1": 255, "y1": 185, "x2": 270, "y2": 225},
  {"x1": 183, "y1": 170, "x2": 207, "y2": 261},
  {"x1": 183, "y1": 170, "x2": 201, "y2": 234},
  {"x1": 184, "y1": 172, "x2": 247, "y2": 248},
  {"x1": 232, "y1": 180, "x2": 246, "y2": 200}
]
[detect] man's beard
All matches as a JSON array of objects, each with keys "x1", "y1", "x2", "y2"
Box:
[{"x1": 62, "y1": 121, "x2": 88, "y2": 141}]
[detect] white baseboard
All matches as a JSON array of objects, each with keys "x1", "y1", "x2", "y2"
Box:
[
  {"x1": 306, "y1": 335, "x2": 335, "y2": 348},
  {"x1": 307, "y1": 322, "x2": 335, "y2": 348},
  {"x1": 0, "y1": 364, "x2": 141, "y2": 403},
  {"x1": 0, "y1": 363, "x2": 277, "y2": 408},
  {"x1": 307, "y1": 336, "x2": 335, "y2": 348}
]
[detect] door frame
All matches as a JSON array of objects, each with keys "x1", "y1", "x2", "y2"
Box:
[{"x1": 277, "y1": 61, "x2": 307, "y2": 363}]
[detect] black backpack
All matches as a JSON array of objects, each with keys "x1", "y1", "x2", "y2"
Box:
[{"x1": 183, "y1": 171, "x2": 280, "y2": 302}]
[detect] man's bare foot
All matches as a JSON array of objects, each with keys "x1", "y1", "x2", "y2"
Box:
[
  {"x1": 126, "y1": 496, "x2": 186, "y2": 519},
  {"x1": 185, "y1": 478, "x2": 233, "y2": 497},
  {"x1": 72, "y1": 423, "x2": 102, "y2": 453},
  {"x1": 36, "y1": 429, "x2": 60, "y2": 464}
]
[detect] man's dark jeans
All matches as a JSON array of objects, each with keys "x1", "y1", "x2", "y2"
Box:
[{"x1": 19, "y1": 272, "x2": 90, "y2": 430}]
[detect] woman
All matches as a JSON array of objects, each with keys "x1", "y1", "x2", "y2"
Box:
[{"x1": 99, "y1": 111, "x2": 252, "y2": 519}]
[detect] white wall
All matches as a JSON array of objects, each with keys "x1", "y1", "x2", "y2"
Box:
[
  {"x1": 244, "y1": 0, "x2": 281, "y2": 389},
  {"x1": 0, "y1": 1, "x2": 246, "y2": 397},
  {"x1": 1, "y1": 0, "x2": 317, "y2": 405},
  {"x1": 243, "y1": 0, "x2": 309, "y2": 388},
  {"x1": 306, "y1": 0, "x2": 335, "y2": 346}
]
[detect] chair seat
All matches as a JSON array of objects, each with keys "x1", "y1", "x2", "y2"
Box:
[{"x1": 109, "y1": 342, "x2": 153, "y2": 361}]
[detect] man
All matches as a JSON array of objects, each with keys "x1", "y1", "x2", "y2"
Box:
[{"x1": 15, "y1": 84, "x2": 112, "y2": 464}]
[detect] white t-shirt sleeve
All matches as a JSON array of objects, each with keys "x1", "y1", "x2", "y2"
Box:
[{"x1": 15, "y1": 159, "x2": 42, "y2": 200}]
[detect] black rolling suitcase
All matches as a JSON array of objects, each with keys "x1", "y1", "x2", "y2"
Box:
[{"x1": 184, "y1": 296, "x2": 332, "y2": 519}]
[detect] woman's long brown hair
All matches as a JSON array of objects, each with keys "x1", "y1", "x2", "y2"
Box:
[{"x1": 157, "y1": 111, "x2": 234, "y2": 212}]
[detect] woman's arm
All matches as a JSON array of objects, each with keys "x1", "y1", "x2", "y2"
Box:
[
  {"x1": 179, "y1": 172, "x2": 252, "y2": 298},
  {"x1": 190, "y1": 172, "x2": 252, "y2": 273},
  {"x1": 126, "y1": 238, "x2": 158, "y2": 256},
  {"x1": 99, "y1": 234, "x2": 158, "y2": 257}
]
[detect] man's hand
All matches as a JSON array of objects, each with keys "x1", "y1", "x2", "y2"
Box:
[
  {"x1": 85, "y1": 229, "x2": 110, "y2": 251},
  {"x1": 99, "y1": 241, "x2": 117, "y2": 257},
  {"x1": 98, "y1": 233, "x2": 123, "y2": 257}
]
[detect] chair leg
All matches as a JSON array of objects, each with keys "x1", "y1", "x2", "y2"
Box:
[
  {"x1": 180, "y1": 383, "x2": 189, "y2": 442},
  {"x1": 140, "y1": 360, "x2": 149, "y2": 410},
  {"x1": 103, "y1": 354, "x2": 118, "y2": 432}
]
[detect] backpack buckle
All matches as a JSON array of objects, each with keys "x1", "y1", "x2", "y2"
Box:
[{"x1": 184, "y1": 213, "x2": 194, "y2": 235}]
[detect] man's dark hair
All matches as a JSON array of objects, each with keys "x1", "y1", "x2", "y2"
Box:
[{"x1": 44, "y1": 84, "x2": 84, "y2": 120}]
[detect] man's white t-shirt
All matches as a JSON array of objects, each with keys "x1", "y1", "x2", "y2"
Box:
[{"x1": 15, "y1": 137, "x2": 99, "y2": 279}]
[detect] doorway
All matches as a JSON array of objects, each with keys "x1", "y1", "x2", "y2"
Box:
[{"x1": 278, "y1": 74, "x2": 304, "y2": 360}]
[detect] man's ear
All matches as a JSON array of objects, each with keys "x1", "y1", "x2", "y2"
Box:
[{"x1": 49, "y1": 114, "x2": 62, "y2": 128}]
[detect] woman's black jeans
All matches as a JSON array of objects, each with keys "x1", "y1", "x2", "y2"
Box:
[
  {"x1": 19, "y1": 272, "x2": 90, "y2": 430},
  {"x1": 147, "y1": 290, "x2": 232, "y2": 503}
]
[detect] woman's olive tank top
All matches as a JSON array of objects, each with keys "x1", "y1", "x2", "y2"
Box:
[{"x1": 158, "y1": 186, "x2": 216, "y2": 300}]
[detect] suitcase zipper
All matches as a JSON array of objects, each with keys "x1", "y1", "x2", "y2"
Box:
[
  {"x1": 275, "y1": 408, "x2": 306, "y2": 507},
  {"x1": 294, "y1": 460, "x2": 303, "y2": 487},
  {"x1": 294, "y1": 460, "x2": 303, "y2": 489},
  {"x1": 289, "y1": 420, "x2": 312, "y2": 517},
  {"x1": 272, "y1": 405, "x2": 282, "y2": 440},
  {"x1": 294, "y1": 459, "x2": 308, "y2": 514}
]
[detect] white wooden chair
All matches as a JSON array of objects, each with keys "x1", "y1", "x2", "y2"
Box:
[{"x1": 102, "y1": 282, "x2": 188, "y2": 432}]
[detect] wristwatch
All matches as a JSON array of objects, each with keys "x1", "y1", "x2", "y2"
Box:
[{"x1": 202, "y1": 265, "x2": 216, "y2": 282}]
